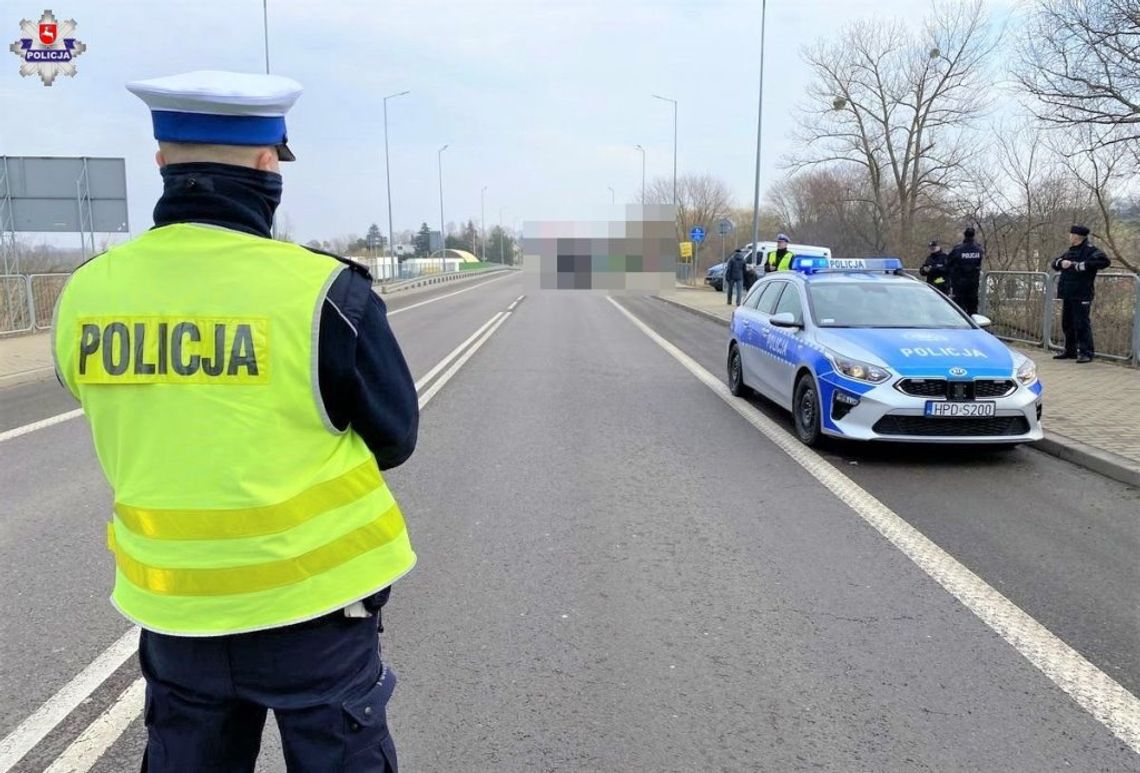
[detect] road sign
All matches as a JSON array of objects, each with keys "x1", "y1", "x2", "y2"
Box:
[
  {"x1": 679, "y1": 241, "x2": 693, "y2": 259},
  {"x1": 717, "y1": 218, "x2": 734, "y2": 236},
  {"x1": 690, "y1": 226, "x2": 706, "y2": 243}
]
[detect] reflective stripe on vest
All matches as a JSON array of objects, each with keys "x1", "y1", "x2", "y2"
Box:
[{"x1": 53, "y1": 223, "x2": 416, "y2": 635}]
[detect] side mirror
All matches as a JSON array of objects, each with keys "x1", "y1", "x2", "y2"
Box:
[
  {"x1": 770, "y1": 312, "x2": 802, "y2": 328},
  {"x1": 971, "y1": 314, "x2": 993, "y2": 328}
]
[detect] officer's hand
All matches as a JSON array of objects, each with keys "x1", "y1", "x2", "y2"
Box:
[{"x1": 1060, "y1": 260, "x2": 1073, "y2": 269}]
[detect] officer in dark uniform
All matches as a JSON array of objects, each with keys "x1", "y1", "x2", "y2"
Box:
[
  {"x1": 1052, "y1": 225, "x2": 1111, "y2": 363},
  {"x1": 919, "y1": 239, "x2": 950, "y2": 295},
  {"x1": 946, "y1": 227, "x2": 985, "y2": 314}
]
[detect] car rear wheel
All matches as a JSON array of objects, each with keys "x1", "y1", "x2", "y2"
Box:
[
  {"x1": 713, "y1": 280, "x2": 723, "y2": 292},
  {"x1": 728, "y1": 344, "x2": 748, "y2": 397},
  {"x1": 793, "y1": 374, "x2": 823, "y2": 447}
]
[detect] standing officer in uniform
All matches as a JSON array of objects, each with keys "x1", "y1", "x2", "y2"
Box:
[
  {"x1": 765, "y1": 234, "x2": 796, "y2": 273},
  {"x1": 1052, "y1": 225, "x2": 1111, "y2": 363},
  {"x1": 946, "y1": 226, "x2": 985, "y2": 314},
  {"x1": 52, "y1": 71, "x2": 418, "y2": 771},
  {"x1": 919, "y1": 238, "x2": 950, "y2": 295}
]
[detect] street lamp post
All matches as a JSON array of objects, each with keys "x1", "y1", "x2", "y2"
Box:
[
  {"x1": 438, "y1": 144, "x2": 449, "y2": 275},
  {"x1": 634, "y1": 144, "x2": 646, "y2": 203},
  {"x1": 481, "y1": 185, "x2": 488, "y2": 262},
  {"x1": 383, "y1": 90, "x2": 410, "y2": 276},
  {"x1": 608, "y1": 186, "x2": 615, "y2": 204},
  {"x1": 262, "y1": 0, "x2": 270, "y2": 74},
  {"x1": 750, "y1": 0, "x2": 768, "y2": 263},
  {"x1": 651, "y1": 94, "x2": 677, "y2": 205}
]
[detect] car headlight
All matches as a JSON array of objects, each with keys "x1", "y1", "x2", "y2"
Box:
[
  {"x1": 1015, "y1": 357, "x2": 1038, "y2": 386},
  {"x1": 829, "y1": 353, "x2": 891, "y2": 383}
]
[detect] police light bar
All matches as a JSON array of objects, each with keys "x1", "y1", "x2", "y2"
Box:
[{"x1": 792, "y1": 257, "x2": 904, "y2": 274}]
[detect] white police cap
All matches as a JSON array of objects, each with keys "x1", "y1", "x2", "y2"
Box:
[{"x1": 126, "y1": 70, "x2": 303, "y2": 161}]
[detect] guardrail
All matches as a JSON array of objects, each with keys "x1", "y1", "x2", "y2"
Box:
[
  {"x1": 981, "y1": 270, "x2": 1139, "y2": 365},
  {"x1": 375, "y1": 266, "x2": 514, "y2": 294},
  {"x1": 1, "y1": 273, "x2": 70, "y2": 336}
]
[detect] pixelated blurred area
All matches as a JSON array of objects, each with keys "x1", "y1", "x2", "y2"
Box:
[{"x1": 521, "y1": 205, "x2": 679, "y2": 292}]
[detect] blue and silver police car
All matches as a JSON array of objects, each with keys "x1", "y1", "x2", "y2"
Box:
[{"x1": 726, "y1": 257, "x2": 1043, "y2": 446}]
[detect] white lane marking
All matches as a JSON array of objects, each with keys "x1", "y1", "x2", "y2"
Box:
[
  {"x1": 0, "y1": 627, "x2": 139, "y2": 772},
  {"x1": 606, "y1": 296, "x2": 1140, "y2": 755},
  {"x1": 506, "y1": 294, "x2": 524, "y2": 312},
  {"x1": 418, "y1": 310, "x2": 513, "y2": 410},
  {"x1": 0, "y1": 366, "x2": 56, "y2": 384},
  {"x1": 0, "y1": 409, "x2": 83, "y2": 445},
  {"x1": 386, "y1": 273, "x2": 513, "y2": 316},
  {"x1": 415, "y1": 313, "x2": 504, "y2": 393},
  {"x1": 2, "y1": 301, "x2": 520, "y2": 771},
  {"x1": 42, "y1": 679, "x2": 145, "y2": 773}
]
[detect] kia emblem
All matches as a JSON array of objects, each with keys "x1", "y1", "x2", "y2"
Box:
[{"x1": 949, "y1": 367, "x2": 967, "y2": 377}]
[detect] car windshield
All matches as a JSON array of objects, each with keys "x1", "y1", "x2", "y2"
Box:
[{"x1": 807, "y1": 281, "x2": 973, "y2": 329}]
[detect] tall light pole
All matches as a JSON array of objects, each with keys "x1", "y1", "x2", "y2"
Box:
[
  {"x1": 750, "y1": 1, "x2": 768, "y2": 261},
  {"x1": 651, "y1": 94, "x2": 677, "y2": 205},
  {"x1": 607, "y1": 186, "x2": 615, "y2": 204},
  {"x1": 481, "y1": 185, "x2": 488, "y2": 262},
  {"x1": 438, "y1": 144, "x2": 449, "y2": 274},
  {"x1": 262, "y1": 0, "x2": 270, "y2": 74},
  {"x1": 634, "y1": 144, "x2": 646, "y2": 203},
  {"x1": 383, "y1": 90, "x2": 410, "y2": 270}
]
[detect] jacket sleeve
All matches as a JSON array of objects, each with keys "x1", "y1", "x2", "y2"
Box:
[
  {"x1": 1080, "y1": 247, "x2": 1111, "y2": 272},
  {"x1": 1051, "y1": 255, "x2": 1065, "y2": 271},
  {"x1": 919, "y1": 256, "x2": 931, "y2": 275},
  {"x1": 318, "y1": 267, "x2": 419, "y2": 470}
]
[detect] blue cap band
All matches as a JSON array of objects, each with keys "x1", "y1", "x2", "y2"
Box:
[{"x1": 151, "y1": 110, "x2": 286, "y2": 146}]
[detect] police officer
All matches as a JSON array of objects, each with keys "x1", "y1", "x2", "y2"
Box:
[
  {"x1": 919, "y1": 238, "x2": 950, "y2": 295},
  {"x1": 724, "y1": 248, "x2": 745, "y2": 305},
  {"x1": 946, "y1": 226, "x2": 985, "y2": 314},
  {"x1": 52, "y1": 71, "x2": 417, "y2": 771},
  {"x1": 1052, "y1": 225, "x2": 1111, "y2": 363},
  {"x1": 765, "y1": 234, "x2": 796, "y2": 272}
]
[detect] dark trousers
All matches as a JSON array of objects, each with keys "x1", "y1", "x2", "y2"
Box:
[
  {"x1": 1061, "y1": 299, "x2": 1094, "y2": 357},
  {"x1": 953, "y1": 284, "x2": 979, "y2": 315},
  {"x1": 726, "y1": 278, "x2": 743, "y2": 305},
  {"x1": 139, "y1": 608, "x2": 397, "y2": 772}
]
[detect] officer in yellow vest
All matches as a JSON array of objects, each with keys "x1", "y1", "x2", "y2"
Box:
[
  {"x1": 765, "y1": 233, "x2": 796, "y2": 272},
  {"x1": 52, "y1": 71, "x2": 418, "y2": 772}
]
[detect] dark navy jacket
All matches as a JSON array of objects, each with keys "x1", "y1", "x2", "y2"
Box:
[
  {"x1": 144, "y1": 163, "x2": 419, "y2": 471},
  {"x1": 1052, "y1": 240, "x2": 1111, "y2": 301}
]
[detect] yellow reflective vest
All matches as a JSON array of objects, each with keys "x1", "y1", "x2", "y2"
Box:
[
  {"x1": 766, "y1": 250, "x2": 796, "y2": 272},
  {"x1": 53, "y1": 223, "x2": 416, "y2": 636}
]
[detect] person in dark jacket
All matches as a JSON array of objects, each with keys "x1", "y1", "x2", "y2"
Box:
[
  {"x1": 919, "y1": 239, "x2": 950, "y2": 295},
  {"x1": 724, "y1": 249, "x2": 746, "y2": 305},
  {"x1": 946, "y1": 227, "x2": 985, "y2": 314},
  {"x1": 1052, "y1": 225, "x2": 1111, "y2": 363}
]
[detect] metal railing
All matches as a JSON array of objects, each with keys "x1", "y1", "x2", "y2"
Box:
[
  {"x1": 981, "y1": 270, "x2": 1139, "y2": 364},
  {"x1": 1, "y1": 273, "x2": 70, "y2": 335}
]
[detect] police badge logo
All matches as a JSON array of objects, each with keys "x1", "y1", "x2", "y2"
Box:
[{"x1": 9, "y1": 9, "x2": 86, "y2": 86}]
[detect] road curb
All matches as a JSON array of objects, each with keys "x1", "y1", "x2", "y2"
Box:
[
  {"x1": 652, "y1": 294, "x2": 1140, "y2": 489},
  {"x1": 1031, "y1": 432, "x2": 1140, "y2": 488}
]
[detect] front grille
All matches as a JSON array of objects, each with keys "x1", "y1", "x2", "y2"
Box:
[
  {"x1": 974, "y1": 379, "x2": 1017, "y2": 398},
  {"x1": 872, "y1": 415, "x2": 1031, "y2": 437},
  {"x1": 897, "y1": 379, "x2": 947, "y2": 397}
]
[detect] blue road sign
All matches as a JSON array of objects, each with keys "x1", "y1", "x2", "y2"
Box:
[{"x1": 690, "y1": 226, "x2": 706, "y2": 243}]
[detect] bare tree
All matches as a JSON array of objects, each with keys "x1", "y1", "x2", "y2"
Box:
[
  {"x1": 645, "y1": 173, "x2": 733, "y2": 272},
  {"x1": 769, "y1": 168, "x2": 889, "y2": 257},
  {"x1": 789, "y1": 0, "x2": 997, "y2": 257},
  {"x1": 1017, "y1": 0, "x2": 1140, "y2": 163}
]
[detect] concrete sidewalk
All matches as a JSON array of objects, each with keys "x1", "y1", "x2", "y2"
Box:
[
  {"x1": 0, "y1": 332, "x2": 55, "y2": 387},
  {"x1": 658, "y1": 285, "x2": 1140, "y2": 488}
]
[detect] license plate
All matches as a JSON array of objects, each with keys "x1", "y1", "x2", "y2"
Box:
[{"x1": 924, "y1": 401, "x2": 996, "y2": 418}]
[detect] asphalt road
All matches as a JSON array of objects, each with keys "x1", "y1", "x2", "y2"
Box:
[{"x1": 2, "y1": 275, "x2": 1137, "y2": 771}]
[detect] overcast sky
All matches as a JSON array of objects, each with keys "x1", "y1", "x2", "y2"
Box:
[{"x1": 1, "y1": 0, "x2": 1016, "y2": 246}]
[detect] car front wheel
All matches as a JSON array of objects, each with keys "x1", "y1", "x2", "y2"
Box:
[{"x1": 793, "y1": 374, "x2": 823, "y2": 447}]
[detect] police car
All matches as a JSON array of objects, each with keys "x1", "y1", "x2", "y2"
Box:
[{"x1": 726, "y1": 257, "x2": 1043, "y2": 446}]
